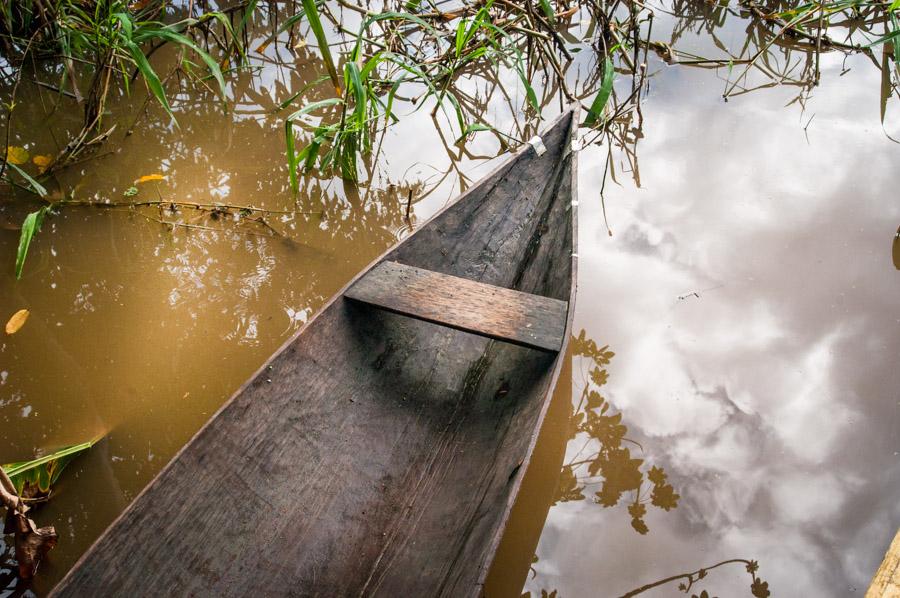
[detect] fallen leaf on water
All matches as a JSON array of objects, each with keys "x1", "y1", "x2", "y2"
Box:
[
  {"x1": 5, "y1": 309, "x2": 29, "y2": 334},
  {"x1": 6, "y1": 146, "x2": 29, "y2": 165},
  {"x1": 32, "y1": 154, "x2": 52, "y2": 173},
  {"x1": 135, "y1": 173, "x2": 165, "y2": 184}
]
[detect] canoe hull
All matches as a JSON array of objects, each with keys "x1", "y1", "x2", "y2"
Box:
[{"x1": 52, "y1": 108, "x2": 578, "y2": 597}]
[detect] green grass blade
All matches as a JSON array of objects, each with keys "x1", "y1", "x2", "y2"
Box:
[
  {"x1": 7, "y1": 162, "x2": 47, "y2": 197},
  {"x1": 539, "y1": 0, "x2": 556, "y2": 24},
  {"x1": 455, "y1": 122, "x2": 492, "y2": 143},
  {"x1": 285, "y1": 98, "x2": 343, "y2": 190},
  {"x1": 147, "y1": 29, "x2": 228, "y2": 102},
  {"x1": 455, "y1": 20, "x2": 468, "y2": 57},
  {"x1": 584, "y1": 56, "x2": 615, "y2": 127},
  {"x1": 126, "y1": 40, "x2": 174, "y2": 120},
  {"x1": 301, "y1": 0, "x2": 342, "y2": 94},
  {"x1": 865, "y1": 29, "x2": 900, "y2": 47},
  {"x1": 285, "y1": 97, "x2": 344, "y2": 121},
  {"x1": 278, "y1": 74, "x2": 331, "y2": 110},
  {"x1": 483, "y1": 22, "x2": 540, "y2": 113},
  {"x1": 15, "y1": 206, "x2": 48, "y2": 279},
  {"x1": 285, "y1": 120, "x2": 299, "y2": 192},
  {"x1": 346, "y1": 62, "x2": 366, "y2": 122}
]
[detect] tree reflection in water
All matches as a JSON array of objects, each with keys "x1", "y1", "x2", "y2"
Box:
[
  {"x1": 554, "y1": 330, "x2": 679, "y2": 536},
  {"x1": 524, "y1": 331, "x2": 770, "y2": 598}
]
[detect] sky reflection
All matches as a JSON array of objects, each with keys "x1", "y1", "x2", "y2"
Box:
[{"x1": 526, "y1": 37, "x2": 900, "y2": 598}]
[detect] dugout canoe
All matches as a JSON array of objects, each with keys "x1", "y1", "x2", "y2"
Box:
[{"x1": 52, "y1": 106, "x2": 579, "y2": 597}]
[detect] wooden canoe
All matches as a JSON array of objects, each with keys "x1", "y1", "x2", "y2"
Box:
[{"x1": 52, "y1": 107, "x2": 578, "y2": 597}]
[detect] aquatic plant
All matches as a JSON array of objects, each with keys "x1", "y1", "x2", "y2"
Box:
[
  {"x1": 4, "y1": 0, "x2": 893, "y2": 276},
  {"x1": 0, "y1": 438, "x2": 101, "y2": 579},
  {"x1": 281, "y1": 0, "x2": 620, "y2": 185},
  {"x1": 3, "y1": 439, "x2": 100, "y2": 501}
]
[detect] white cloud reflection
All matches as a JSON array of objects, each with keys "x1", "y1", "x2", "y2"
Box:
[{"x1": 528, "y1": 31, "x2": 900, "y2": 598}]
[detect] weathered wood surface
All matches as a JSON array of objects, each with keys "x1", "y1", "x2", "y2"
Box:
[
  {"x1": 345, "y1": 261, "x2": 568, "y2": 352},
  {"x1": 52, "y1": 107, "x2": 577, "y2": 598},
  {"x1": 867, "y1": 528, "x2": 900, "y2": 598}
]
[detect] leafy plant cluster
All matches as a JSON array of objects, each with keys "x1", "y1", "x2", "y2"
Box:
[{"x1": 282, "y1": 0, "x2": 559, "y2": 186}]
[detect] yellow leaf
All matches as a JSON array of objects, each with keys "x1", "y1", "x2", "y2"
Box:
[
  {"x1": 5, "y1": 309, "x2": 29, "y2": 334},
  {"x1": 135, "y1": 174, "x2": 165, "y2": 184},
  {"x1": 6, "y1": 146, "x2": 29, "y2": 165},
  {"x1": 32, "y1": 154, "x2": 52, "y2": 173}
]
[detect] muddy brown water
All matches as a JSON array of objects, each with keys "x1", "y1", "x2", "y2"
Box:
[{"x1": 1, "y1": 2, "x2": 899, "y2": 596}]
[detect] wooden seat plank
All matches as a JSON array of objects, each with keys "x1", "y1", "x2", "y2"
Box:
[{"x1": 344, "y1": 260, "x2": 568, "y2": 352}]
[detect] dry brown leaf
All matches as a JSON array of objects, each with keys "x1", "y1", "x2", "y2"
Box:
[
  {"x1": 4, "y1": 510, "x2": 58, "y2": 580},
  {"x1": 5, "y1": 309, "x2": 29, "y2": 334},
  {"x1": 135, "y1": 173, "x2": 165, "y2": 184},
  {"x1": 6, "y1": 146, "x2": 29, "y2": 165}
]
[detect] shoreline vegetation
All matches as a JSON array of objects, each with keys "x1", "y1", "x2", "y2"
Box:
[{"x1": 1, "y1": 0, "x2": 898, "y2": 278}]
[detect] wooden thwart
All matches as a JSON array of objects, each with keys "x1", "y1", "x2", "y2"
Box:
[{"x1": 345, "y1": 261, "x2": 568, "y2": 352}]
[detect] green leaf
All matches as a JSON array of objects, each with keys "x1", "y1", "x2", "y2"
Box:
[
  {"x1": 455, "y1": 20, "x2": 468, "y2": 58},
  {"x1": 363, "y1": 12, "x2": 437, "y2": 36},
  {"x1": 148, "y1": 29, "x2": 228, "y2": 103},
  {"x1": 126, "y1": 40, "x2": 174, "y2": 120},
  {"x1": 285, "y1": 98, "x2": 343, "y2": 190},
  {"x1": 302, "y1": 0, "x2": 342, "y2": 94},
  {"x1": 285, "y1": 97, "x2": 344, "y2": 121},
  {"x1": 15, "y1": 206, "x2": 49, "y2": 279},
  {"x1": 199, "y1": 10, "x2": 244, "y2": 61},
  {"x1": 455, "y1": 122, "x2": 492, "y2": 143},
  {"x1": 6, "y1": 162, "x2": 47, "y2": 197},
  {"x1": 539, "y1": 0, "x2": 556, "y2": 24},
  {"x1": 278, "y1": 74, "x2": 331, "y2": 110},
  {"x1": 481, "y1": 22, "x2": 540, "y2": 114},
  {"x1": 3, "y1": 438, "x2": 100, "y2": 499},
  {"x1": 345, "y1": 62, "x2": 367, "y2": 127},
  {"x1": 865, "y1": 29, "x2": 900, "y2": 48},
  {"x1": 584, "y1": 56, "x2": 615, "y2": 127},
  {"x1": 285, "y1": 120, "x2": 299, "y2": 192}
]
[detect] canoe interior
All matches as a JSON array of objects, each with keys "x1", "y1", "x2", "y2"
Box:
[{"x1": 52, "y1": 109, "x2": 577, "y2": 597}]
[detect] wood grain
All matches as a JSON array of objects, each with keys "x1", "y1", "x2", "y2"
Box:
[
  {"x1": 345, "y1": 261, "x2": 568, "y2": 352},
  {"x1": 52, "y1": 107, "x2": 578, "y2": 598},
  {"x1": 868, "y1": 528, "x2": 900, "y2": 598}
]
